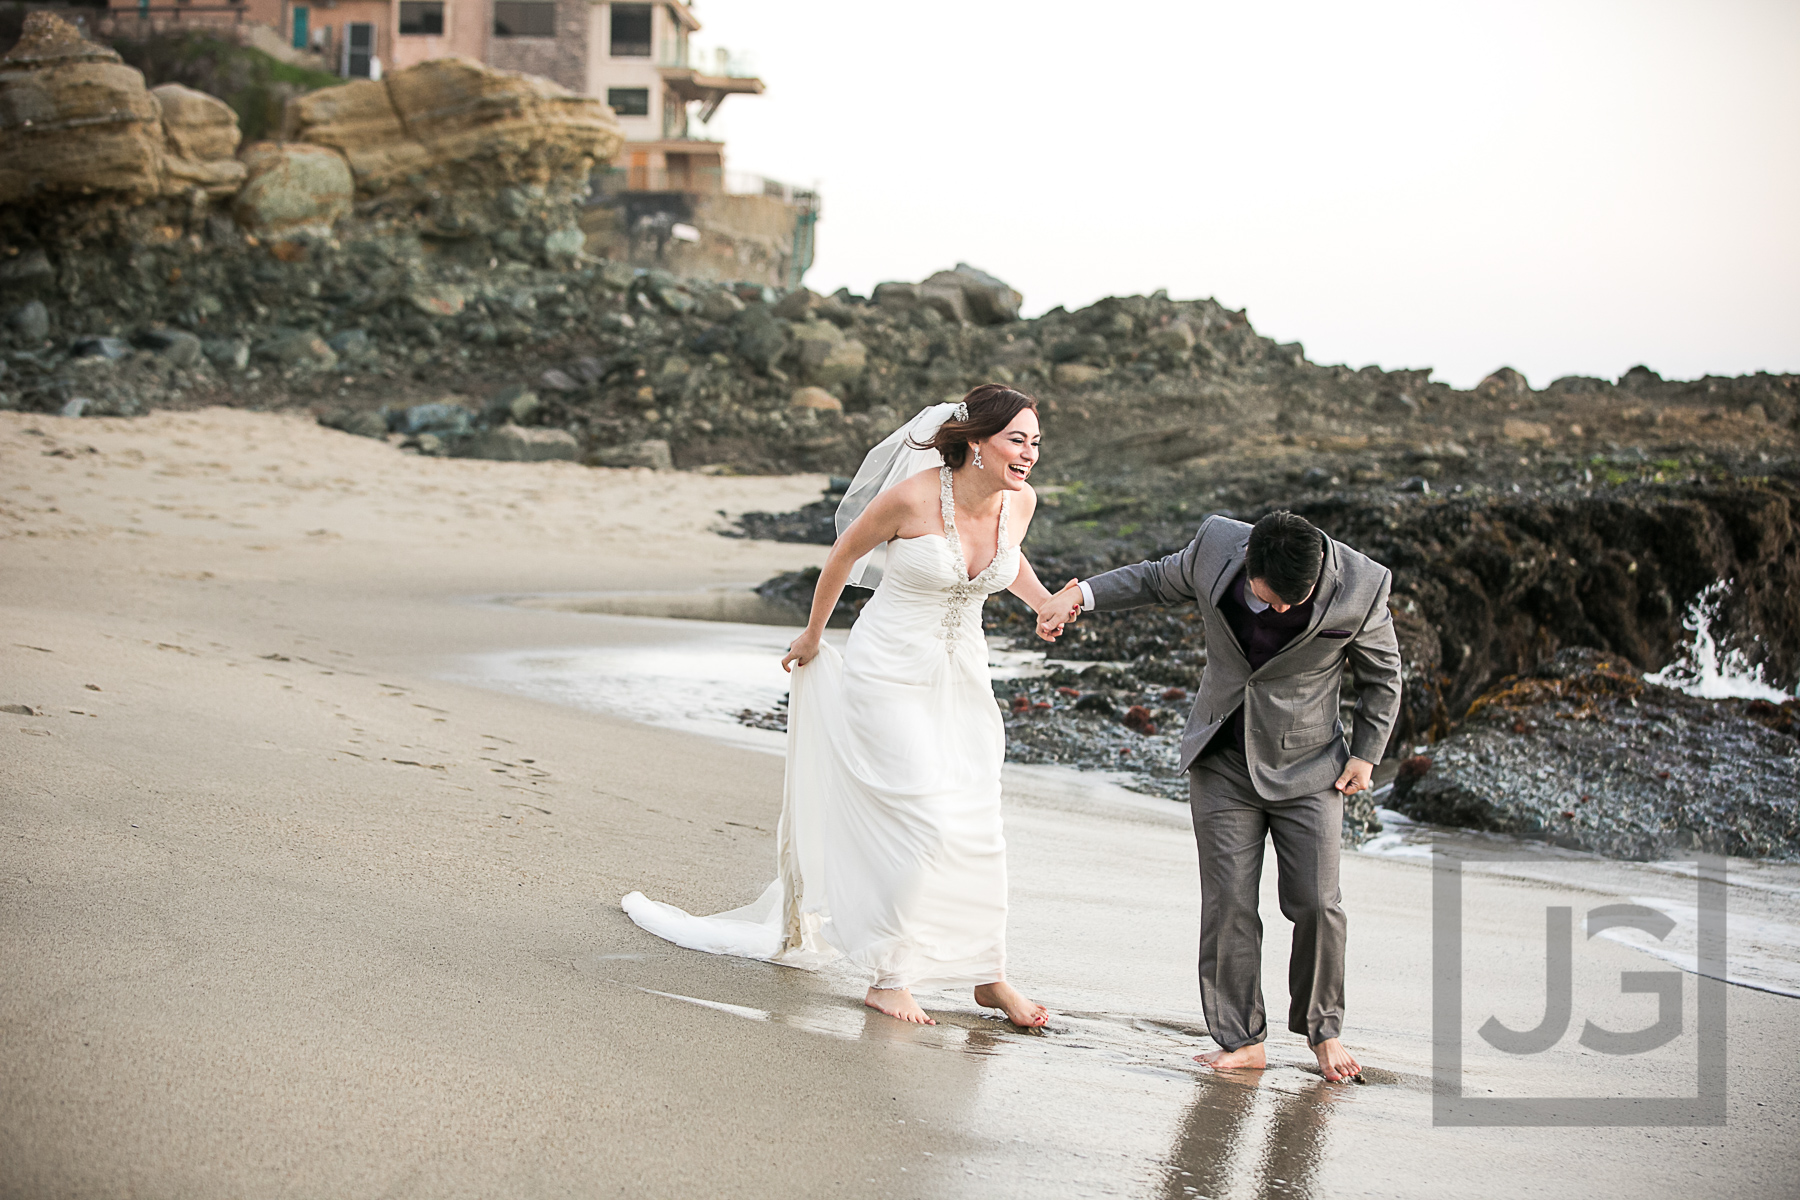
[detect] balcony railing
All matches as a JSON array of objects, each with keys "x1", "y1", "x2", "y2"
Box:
[
  {"x1": 593, "y1": 166, "x2": 816, "y2": 208},
  {"x1": 655, "y1": 45, "x2": 758, "y2": 77}
]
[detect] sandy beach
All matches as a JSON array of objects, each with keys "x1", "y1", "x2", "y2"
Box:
[{"x1": 4, "y1": 408, "x2": 1798, "y2": 1199}]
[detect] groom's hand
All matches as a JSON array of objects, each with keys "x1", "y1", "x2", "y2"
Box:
[{"x1": 1334, "y1": 756, "x2": 1375, "y2": 797}]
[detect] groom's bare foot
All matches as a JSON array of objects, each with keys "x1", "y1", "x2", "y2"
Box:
[
  {"x1": 865, "y1": 987, "x2": 935, "y2": 1025},
  {"x1": 973, "y1": 981, "x2": 1049, "y2": 1028},
  {"x1": 1312, "y1": 1037, "x2": 1362, "y2": 1082},
  {"x1": 1196, "y1": 1042, "x2": 1267, "y2": 1071}
]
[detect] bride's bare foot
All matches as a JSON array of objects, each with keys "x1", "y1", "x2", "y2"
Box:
[
  {"x1": 973, "y1": 981, "x2": 1049, "y2": 1028},
  {"x1": 1312, "y1": 1037, "x2": 1362, "y2": 1082},
  {"x1": 1196, "y1": 1042, "x2": 1267, "y2": 1071},
  {"x1": 865, "y1": 986, "x2": 935, "y2": 1025}
]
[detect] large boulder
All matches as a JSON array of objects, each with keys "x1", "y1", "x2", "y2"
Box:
[
  {"x1": 924, "y1": 263, "x2": 1023, "y2": 325},
  {"x1": 285, "y1": 57, "x2": 624, "y2": 196},
  {"x1": 0, "y1": 15, "x2": 249, "y2": 205},
  {"x1": 233, "y1": 143, "x2": 354, "y2": 238},
  {"x1": 152, "y1": 83, "x2": 239, "y2": 161},
  {"x1": 0, "y1": 13, "x2": 164, "y2": 203},
  {"x1": 874, "y1": 265, "x2": 1024, "y2": 327},
  {"x1": 278, "y1": 78, "x2": 427, "y2": 189},
  {"x1": 152, "y1": 83, "x2": 246, "y2": 195}
]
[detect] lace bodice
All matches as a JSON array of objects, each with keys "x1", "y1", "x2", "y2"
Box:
[{"x1": 935, "y1": 466, "x2": 1012, "y2": 652}]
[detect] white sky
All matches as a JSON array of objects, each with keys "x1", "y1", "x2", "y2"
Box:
[{"x1": 688, "y1": 0, "x2": 1799, "y2": 389}]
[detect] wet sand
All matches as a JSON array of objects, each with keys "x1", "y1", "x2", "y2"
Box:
[{"x1": 4, "y1": 408, "x2": 1798, "y2": 1198}]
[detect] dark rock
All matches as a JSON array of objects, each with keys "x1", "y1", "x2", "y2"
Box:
[
  {"x1": 652, "y1": 285, "x2": 696, "y2": 315},
  {"x1": 0, "y1": 249, "x2": 53, "y2": 298},
  {"x1": 941, "y1": 263, "x2": 1022, "y2": 325},
  {"x1": 453, "y1": 424, "x2": 579, "y2": 462},
  {"x1": 1619, "y1": 365, "x2": 1663, "y2": 388},
  {"x1": 871, "y1": 281, "x2": 919, "y2": 311},
  {"x1": 916, "y1": 284, "x2": 970, "y2": 325},
  {"x1": 71, "y1": 336, "x2": 128, "y2": 360},
  {"x1": 484, "y1": 386, "x2": 540, "y2": 425},
  {"x1": 1549, "y1": 375, "x2": 1608, "y2": 394},
  {"x1": 772, "y1": 288, "x2": 822, "y2": 320},
  {"x1": 1050, "y1": 334, "x2": 1109, "y2": 364},
  {"x1": 754, "y1": 566, "x2": 866, "y2": 627},
  {"x1": 1475, "y1": 367, "x2": 1531, "y2": 397},
  {"x1": 326, "y1": 328, "x2": 373, "y2": 361},
  {"x1": 201, "y1": 338, "x2": 249, "y2": 369},
  {"x1": 7, "y1": 300, "x2": 48, "y2": 341},
  {"x1": 1394, "y1": 649, "x2": 1800, "y2": 859},
  {"x1": 590, "y1": 438, "x2": 672, "y2": 470},
  {"x1": 132, "y1": 328, "x2": 202, "y2": 367},
  {"x1": 734, "y1": 305, "x2": 787, "y2": 373},
  {"x1": 695, "y1": 288, "x2": 745, "y2": 322},
  {"x1": 597, "y1": 261, "x2": 636, "y2": 291},
  {"x1": 1074, "y1": 693, "x2": 1120, "y2": 718},
  {"x1": 1380, "y1": 391, "x2": 1421, "y2": 418},
  {"x1": 256, "y1": 329, "x2": 338, "y2": 369},
  {"x1": 400, "y1": 401, "x2": 473, "y2": 436},
  {"x1": 319, "y1": 407, "x2": 388, "y2": 438}
]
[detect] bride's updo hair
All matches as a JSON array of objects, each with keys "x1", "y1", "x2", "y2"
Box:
[{"x1": 909, "y1": 383, "x2": 1038, "y2": 468}]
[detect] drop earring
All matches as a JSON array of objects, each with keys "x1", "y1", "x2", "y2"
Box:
[{"x1": 972, "y1": 447, "x2": 984, "y2": 469}]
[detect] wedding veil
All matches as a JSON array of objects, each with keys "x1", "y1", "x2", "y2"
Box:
[{"x1": 834, "y1": 402, "x2": 961, "y2": 588}]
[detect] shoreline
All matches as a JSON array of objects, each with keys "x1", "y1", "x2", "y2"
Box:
[{"x1": 4, "y1": 408, "x2": 1798, "y2": 1198}]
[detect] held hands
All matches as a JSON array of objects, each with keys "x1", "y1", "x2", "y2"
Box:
[
  {"x1": 781, "y1": 630, "x2": 822, "y2": 673},
  {"x1": 1035, "y1": 579, "x2": 1085, "y2": 642},
  {"x1": 1334, "y1": 756, "x2": 1375, "y2": 796}
]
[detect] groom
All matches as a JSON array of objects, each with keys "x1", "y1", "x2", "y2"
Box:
[{"x1": 1039, "y1": 511, "x2": 1401, "y2": 1081}]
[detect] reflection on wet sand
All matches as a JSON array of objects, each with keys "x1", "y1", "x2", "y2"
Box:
[{"x1": 1160, "y1": 1071, "x2": 1337, "y2": 1200}]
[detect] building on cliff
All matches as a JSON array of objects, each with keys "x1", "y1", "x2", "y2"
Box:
[{"x1": 97, "y1": 0, "x2": 817, "y2": 287}]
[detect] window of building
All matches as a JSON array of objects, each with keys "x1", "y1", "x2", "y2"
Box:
[
  {"x1": 398, "y1": 1, "x2": 443, "y2": 35},
  {"x1": 607, "y1": 88, "x2": 649, "y2": 117},
  {"x1": 610, "y1": 3, "x2": 651, "y2": 56},
  {"x1": 494, "y1": 1, "x2": 556, "y2": 37}
]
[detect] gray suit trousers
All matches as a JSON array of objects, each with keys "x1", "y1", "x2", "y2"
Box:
[{"x1": 1190, "y1": 747, "x2": 1346, "y2": 1050}]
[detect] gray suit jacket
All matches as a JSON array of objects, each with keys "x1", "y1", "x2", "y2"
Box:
[{"x1": 1085, "y1": 515, "x2": 1402, "y2": 799}]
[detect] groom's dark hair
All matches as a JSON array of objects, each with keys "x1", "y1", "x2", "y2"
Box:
[{"x1": 1246, "y1": 511, "x2": 1324, "y2": 604}]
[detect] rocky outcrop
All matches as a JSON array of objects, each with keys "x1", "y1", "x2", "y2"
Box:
[
  {"x1": 1389, "y1": 649, "x2": 1800, "y2": 859},
  {"x1": 2, "y1": 17, "x2": 622, "y2": 270},
  {"x1": 284, "y1": 57, "x2": 623, "y2": 250},
  {"x1": 0, "y1": 15, "x2": 246, "y2": 205},
  {"x1": 0, "y1": 13, "x2": 166, "y2": 203}
]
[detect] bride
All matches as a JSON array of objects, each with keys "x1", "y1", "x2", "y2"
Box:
[{"x1": 623, "y1": 384, "x2": 1069, "y2": 1027}]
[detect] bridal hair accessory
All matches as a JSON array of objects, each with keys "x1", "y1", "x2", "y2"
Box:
[{"x1": 835, "y1": 402, "x2": 962, "y2": 587}]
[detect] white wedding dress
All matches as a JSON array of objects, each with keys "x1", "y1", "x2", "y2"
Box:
[{"x1": 622, "y1": 464, "x2": 1020, "y2": 990}]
